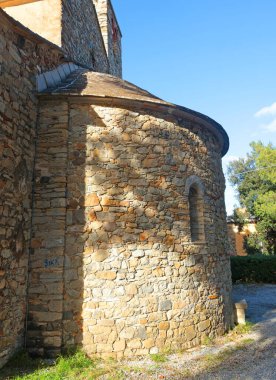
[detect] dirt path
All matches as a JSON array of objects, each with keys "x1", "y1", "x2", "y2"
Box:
[{"x1": 114, "y1": 284, "x2": 276, "y2": 380}]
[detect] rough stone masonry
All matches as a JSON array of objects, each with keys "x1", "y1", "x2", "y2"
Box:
[{"x1": 0, "y1": 0, "x2": 233, "y2": 366}]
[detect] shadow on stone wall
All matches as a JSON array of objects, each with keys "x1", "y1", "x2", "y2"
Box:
[
  {"x1": 26, "y1": 100, "x2": 84, "y2": 357},
  {"x1": 61, "y1": 101, "x2": 232, "y2": 357}
]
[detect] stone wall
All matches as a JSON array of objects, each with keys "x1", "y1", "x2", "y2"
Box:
[
  {"x1": 93, "y1": 0, "x2": 122, "y2": 77},
  {"x1": 28, "y1": 97, "x2": 233, "y2": 358},
  {"x1": 5, "y1": 0, "x2": 111, "y2": 72},
  {"x1": 27, "y1": 101, "x2": 69, "y2": 357},
  {"x1": 61, "y1": 0, "x2": 109, "y2": 72},
  {"x1": 0, "y1": 10, "x2": 64, "y2": 367}
]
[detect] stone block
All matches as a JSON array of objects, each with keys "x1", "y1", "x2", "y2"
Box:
[
  {"x1": 143, "y1": 338, "x2": 154, "y2": 349},
  {"x1": 92, "y1": 250, "x2": 109, "y2": 262},
  {"x1": 30, "y1": 311, "x2": 62, "y2": 323},
  {"x1": 133, "y1": 250, "x2": 145, "y2": 258},
  {"x1": 113, "y1": 340, "x2": 126, "y2": 352},
  {"x1": 43, "y1": 336, "x2": 62, "y2": 348},
  {"x1": 126, "y1": 284, "x2": 138, "y2": 295},
  {"x1": 96, "y1": 344, "x2": 113, "y2": 353},
  {"x1": 159, "y1": 300, "x2": 172, "y2": 311},
  {"x1": 120, "y1": 327, "x2": 135, "y2": 340},
  {"x1": 128, "y1": 339, "x2": 141, "y2": 349},
  {"x1": 185, "y1": 326, "x2": 196, "y2": 341},
  {"x1": 159, "y1": 321, "x2": 170, "y2": 330},
  {"x1": 85, "y1": 194, "x2": 100, "y2": 206},
  {"x1": 198, "y1": 319, "x2": 210, "y2": 332},
  {"x1": 96, "y1": 271, "x2": 117, "y2": 280}
]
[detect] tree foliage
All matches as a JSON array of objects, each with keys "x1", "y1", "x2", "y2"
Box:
[{"x1": 227, "y1": 141, "x2": 276, "y2": 254}]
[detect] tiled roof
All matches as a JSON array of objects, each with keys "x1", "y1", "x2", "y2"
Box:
[
  {"x1": 43, "y1": 69, "x2": 168, "y2": 105},
  {"x1": 41, "y1": 69, "x2": 229, "y2": 156}
]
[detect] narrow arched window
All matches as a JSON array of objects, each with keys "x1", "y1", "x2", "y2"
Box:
[{"x1": 185, "y1": 176, "x2": 205, "y2": 242}]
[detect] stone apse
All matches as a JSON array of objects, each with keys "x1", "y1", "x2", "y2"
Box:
[{"x1": 0, "y1": 0, "x2": 233, "y2": 365}]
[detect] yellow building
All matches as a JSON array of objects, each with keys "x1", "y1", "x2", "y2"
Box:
[{"x1": 227, "y1": 216, "x2": 257, "y2": 256}]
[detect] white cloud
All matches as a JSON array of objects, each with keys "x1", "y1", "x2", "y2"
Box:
[
  {"x1": 255, "y1": 102, "x2": 276, "y2": 117},
  {"x1": 222, "y1": 155, "x2": 239, "y2": 164},
  {"x1": 254, "y1": 102, "x2": 276, "y2": 133},
  {"x1": 261, "y1": 118, "x2": 276, "y2": 132}
]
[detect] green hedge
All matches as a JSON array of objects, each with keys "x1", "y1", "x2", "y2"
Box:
[{"x1": 231, "y1": 255, "x2": 276, "y2": 283}]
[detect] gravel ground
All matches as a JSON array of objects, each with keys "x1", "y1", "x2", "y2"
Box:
[
  {"x1": 198, "y1": 284, "x2": 276, "y2": 380},
  {"x1": 110, "y1": 284, "x2": 276, "y2": 380}
]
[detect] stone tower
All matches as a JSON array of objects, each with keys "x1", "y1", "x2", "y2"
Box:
[
  {"x1": 4, "y1": 0, "x2": 122, "y2": 76},
  {"x1": 92, "y1": 0, "x2": 122, "y2": 77}
]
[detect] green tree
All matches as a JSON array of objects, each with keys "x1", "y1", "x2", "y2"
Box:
[{"x1": 227, "y1": 141, "x2": 276, "y2": 254}]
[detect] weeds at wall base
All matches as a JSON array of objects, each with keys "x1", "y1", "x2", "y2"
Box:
[{"x1": 0, "y1": 322, "x2": 256, "y2": 380}]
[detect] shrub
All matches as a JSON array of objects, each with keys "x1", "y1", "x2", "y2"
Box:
[
  {"x1": 231, "y1": 255, "x2": 276, "y2": 283},
  {"x1": 149, "y1": 353, "x2": 167, "y2": 363},
  {"x1": 243, "y1": 234, "x2": 262, "y2": 255}
]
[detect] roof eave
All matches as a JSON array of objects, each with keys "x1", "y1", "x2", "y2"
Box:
[{"x1": 37, "y1": 92, "x2": 229, "y2": 156}]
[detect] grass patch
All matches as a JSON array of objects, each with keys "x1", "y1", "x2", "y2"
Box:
[
  {"x1": 0, "y1": 350, "x2": 124, "y2": 380},
  {"x1": 0, "y1": 334, "x2": 257, "y2": 380},
  {"x1": 149, "y1": 353, "x2": 167, "y2": 363},
  {"x1": 165, "y1": 367, "x2": 192, "y2": 379},
  {"x1": 177, "y1": 368, "x2": 193, "y2": 378},
  {"x1": 232, "y1": 321, "x2": 255, "y2": 335},
  {"x1": 201, "y1": 335, "x2": 215, "y2": 346},
  {"x1": 236, "y1": 338, "x2": 255, "y2": 349},
  {"x1": 218, "y1": 321, "x2": 256, "y2": 344},
  {"x1": 202, "y1": 337, "x2": 255, "y2": 371},
  {"x1": 241, "y1": 338, "x2": 254, "y2": 345},
  {"x1": 203, "y1": 347, "x2": 237, "y2": 369},
  {"x1": 0, "y1": 351, "x2": 49, "y2": 380},
  {"x1": 1, "y1": 352, "x2": 172, "y2": 380}
]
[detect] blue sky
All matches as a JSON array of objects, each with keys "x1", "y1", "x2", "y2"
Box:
[{"x1": 112, "y1": 0, "x2": 276, "y2": 214}]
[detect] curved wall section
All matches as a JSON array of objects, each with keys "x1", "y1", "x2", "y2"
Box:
[
  {"x1": 79, "y1": 104, "x2": 233, "y2": 357},
  {"x1": 29, "y1": 98, "x2": 233, "y2": 358}
]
